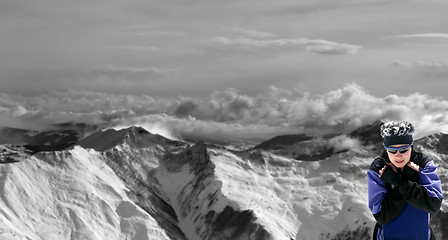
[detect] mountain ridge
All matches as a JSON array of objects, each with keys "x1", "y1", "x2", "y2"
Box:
[{"x1": 0, "y1": 121, "x2": 447, "y2": 239}]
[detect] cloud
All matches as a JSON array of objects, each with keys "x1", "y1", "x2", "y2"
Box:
[
  {"x1": 327, "y1": 135, "x2": 362, "y2": 153},
  {"x1": 120, "y1": 113, "x2": 291, "y2": 144},
  {"x1": 166, "y1": 84, "x2": 448, "y2": 139},
  {"x1": 0, "y1": 103, "x2": 47, "y2": 130},
  {"x1": 229, "y1": 27, "x2": 277, "y2": 39},
  {"x1": 392, "y1": 60, "x2": 448, "y2": 67},
  {"x1": 1, "y1": 84, "x2": 448, "y2": 143},
  {"x1": 0, "y1": 90, "x2": 176, "y2": 130},
  {"x1": 174, "y1": 99, "x2": 199, "y2": 117},
  {"x1": 391, "y1": 60, "x2": 448, "y2": 78},
  {"x1": 173, "y1": 84, "x2": 448, "y2": 138},
  {"x1": 390, "y1": 33, "x2": 448, "y2": 39},
  {"x1": 383, "y1": 33, "x2": 448, "y2": 47},
  {"x1": 206, "y1": 37, "x2": 361, "y2": 55},
  {"x1": 112, "y1": 121, "x2": 179, "y2": 141},
  {"x1": 304, "y1": 40, "x2": 361, "y2": 55},
  {"x1": 173, "y1": 88, "x2": 256, "y2": 122},
  {"x1": 12, "y1": 105, "x2": 27, "y2": 117}
]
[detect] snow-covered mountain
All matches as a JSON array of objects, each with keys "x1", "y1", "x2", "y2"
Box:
[{"x1": 0, "y1": 123, "x2": 447, "y2": 240}]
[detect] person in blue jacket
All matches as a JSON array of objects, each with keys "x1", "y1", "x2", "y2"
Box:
[{"x1": 367, "y1": 121, "x2": 443, "y2": 240}]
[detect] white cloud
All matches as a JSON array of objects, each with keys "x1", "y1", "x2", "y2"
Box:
[
  {"x1": 305, "y1": 40, "x2": 361, "y2": 55},
  {"x1": 168, "y1": 84, "x2": 448, "y2": 138},
  {"x1": 391, "y1": 60, "x2": 448, "y2": 78},
  {"x1": 12, "y1": 105, "x2": 27, "y2": 117},
  {"x1": 0, "y1": 90, "x2": 176, "y2": 130},
  {"x1": 390, "y1": 33, "x2": 448, "y2": 39},
  {"x1": 121, "y1": 114, "x2": 292, "y2": 144},
  {"x1": 392, "y1": 60, "x2": 448, "y2": 68},
  {"x1": 206, "y1": 37, "x2": 361, "y2": 55},
  {"x1": 0, "y1": 104, "x2": 46, "y2": 130},
  {"x1": 229, "y1": 27, "x2": 277, "y2": 39},
  {"x1": 327, "y1": 135, "x2": 362, "y2": 153},
  {"x1": 1, "y1": 84, "x2": 448, "y2": 143}
]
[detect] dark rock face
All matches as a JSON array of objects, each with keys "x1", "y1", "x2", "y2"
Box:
[
  {"x1": 0, "y1": 145, "x2": 33, "y2": 163},
  {"x1": 254, "y1": 134, "x2": 313, "y2": 150},
  {"x1": 24, "y1": 130, "x2": 80, "y2": 153},
  {"x1": 205, "y1": 206, "x2": 271, "y2": 240},
  {"x1": 328, "y1": 226, "x2": 371, "y2": 240}
]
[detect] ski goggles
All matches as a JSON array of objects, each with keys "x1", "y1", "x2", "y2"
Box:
[{"x1": 384, "y1": 143, "x2": 413, "y2": 154}]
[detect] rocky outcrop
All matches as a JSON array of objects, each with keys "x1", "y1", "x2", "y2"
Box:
[{"x1": 0, "y1": 145, "x2": 33, "y2": 163}]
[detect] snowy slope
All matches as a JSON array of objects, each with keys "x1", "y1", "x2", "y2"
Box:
[
  {"x1": 210, "y1": 148, "x2": 374, "y2": 240},
  {"x1": 0, "y1": 146, "x2": 171, "y2": 240}
]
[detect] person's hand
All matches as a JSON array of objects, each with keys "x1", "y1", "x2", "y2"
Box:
[
  {"x1": 379, "y1": 164, "x2": 409, "y2": 191},
  {"x1": 402, "y1": 162, "x2": 420, "y2": 182},
  {"x1": 379, "y1": 163, "x2": 397, "y2": 178}
]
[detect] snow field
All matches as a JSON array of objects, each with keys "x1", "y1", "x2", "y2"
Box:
[
  {"x1": 0, "y1": 146, "x2": 170, "y2": 240},
  {"x1": 210, "y1": 149, "x2": 375, "y2": 240}
]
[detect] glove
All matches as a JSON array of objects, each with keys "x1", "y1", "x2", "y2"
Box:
[
  {"x1": 402, "y1": 164, "x2": 420, "y2": 183},
  {"x1": 380, "y1": 166, "x2": 410, "y2": 192}
]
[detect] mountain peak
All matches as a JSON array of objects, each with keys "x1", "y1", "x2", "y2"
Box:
[
  {"x1": 77, "y1": 126, "x2": 174, "y2": 151},
  {"x1": 415, "y1": 132, "x2": 448, "y2": 154}
]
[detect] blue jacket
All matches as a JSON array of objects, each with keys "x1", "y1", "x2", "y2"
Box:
[{"x1": 367, "y1": 150, "x2": 443, "y2": 240}]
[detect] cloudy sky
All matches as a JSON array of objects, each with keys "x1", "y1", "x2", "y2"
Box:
[{"x1": 1, "y1": 0, "x2": 448, "y2": 143}]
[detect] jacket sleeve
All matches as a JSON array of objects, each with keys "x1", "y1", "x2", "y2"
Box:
[
  {"x1": 367, "y1": 169, "x2": 407, "y2": 225},
  {"x1": 400, "y1": 160, "x2": 443, "y2": 214}
]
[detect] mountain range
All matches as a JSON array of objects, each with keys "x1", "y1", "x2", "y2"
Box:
[{"x1": 0, "y1": 121, "x2": 447, "y2": 240}]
